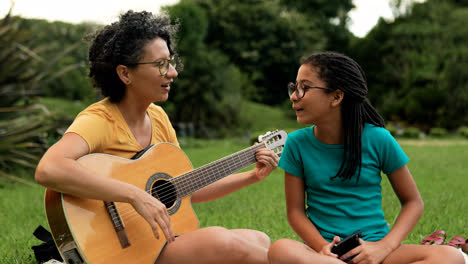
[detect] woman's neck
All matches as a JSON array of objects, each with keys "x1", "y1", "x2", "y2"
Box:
[{"x1": 116, "y1": 96, "x2": 150, "y2": 127}]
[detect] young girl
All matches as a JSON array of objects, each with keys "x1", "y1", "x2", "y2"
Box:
[{"x1": 267, "y1": 52, "x2": 464, "y2": 264}]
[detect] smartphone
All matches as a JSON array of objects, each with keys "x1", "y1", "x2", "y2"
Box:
[{"x1": 331, "y1": 230, "x2": 362, "y2": 261}]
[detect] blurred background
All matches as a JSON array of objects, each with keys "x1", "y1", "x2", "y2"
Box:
[
  {"x1": 1, "y1": 2, "x2": 467, "y2": 263},
  {"x1": 1, "y1": 0, "x2": 468, "y2": 173}
]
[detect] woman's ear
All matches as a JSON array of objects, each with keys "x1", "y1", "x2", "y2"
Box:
[
  {"x1": 116, "y1": 65, "x2": 131, "y2": 85},
  {"x1": 331, "y1": 89, "x2": 344, "y2": 107}
]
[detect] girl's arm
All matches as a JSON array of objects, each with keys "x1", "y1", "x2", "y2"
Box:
[
  {"x1": 191, "y1": 148, "x2": 278, "y2": 203},
  {"x1": 285, "y1": 172, "x2": 338, "y2": 255},
  {"x1": 341, "y1": 165, "x2": 424, "y2": 262},
  {"x1": 379, "y1": 164, "x2": 424, "y2": 249}
]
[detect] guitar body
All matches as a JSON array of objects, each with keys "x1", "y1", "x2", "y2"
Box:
[{"x1": 45, "y1": 143, "x2": 199, "y2": 264}]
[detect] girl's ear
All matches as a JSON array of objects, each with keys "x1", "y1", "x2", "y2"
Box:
[
  {"x1": 331, "y1": 89, "x2": 344, "y2": 107},
  {"x1": 116, "y1": 65, "x2": 131, "y2": 85}
]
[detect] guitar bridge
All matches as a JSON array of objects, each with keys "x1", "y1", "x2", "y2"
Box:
[{"x1": 104, "y1": 201, "x2": 131, "y2": 248}]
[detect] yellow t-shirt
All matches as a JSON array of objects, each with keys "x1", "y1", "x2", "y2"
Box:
[{"x1": 66, "y1": 98, "x2": 179, "y2": 159}]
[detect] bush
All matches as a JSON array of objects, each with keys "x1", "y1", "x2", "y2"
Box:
[
  {"x1": 386, "y1": 124, "x2": 398, "y2": 137},
  {"x1": 402, "y1": 127, "x2": 421, "y2": 138},
  {"x1": 428, "y1": 127, "x2": 448, "y2": 138},
  {"x1": 458, "y1": 126, "x2": 468, "y2": 138}
]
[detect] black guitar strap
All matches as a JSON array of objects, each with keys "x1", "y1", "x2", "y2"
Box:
[
  {"x1": 130, "y1": 144, "x2": 154, "y2": 160},
  {"x1": 31, "y1": 225, "x2": 63, "y2": 263}
]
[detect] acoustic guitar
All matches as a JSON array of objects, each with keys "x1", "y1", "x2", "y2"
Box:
[{"x1": 44, "y1": 130, "x2": 287, "y2": 264}]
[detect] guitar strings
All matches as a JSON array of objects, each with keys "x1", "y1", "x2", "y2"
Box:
[
  {"x1": 116, "y1": 145, "x2": 260, "y2": 219},
  {"x1": 147, "y1": 136, "x2": 282, "y2": 201},
  {"x1": 115, "y1": 136, "x2": 283, "y2": 221},
  {"x1": 115, "y1": 148, "x2": 259, "y2": 222},
  {"x1": 116, "y1": 138, "x2": 284, "y2": 221},
  {"x1": 114, "y1": 145, "x2": 263, "y2": 220},
  {"x1": 146, "y1": 144, "x2": 260, "y2": 203}
]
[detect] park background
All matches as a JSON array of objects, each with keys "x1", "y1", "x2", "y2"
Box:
[{"x1": 1, "y1": 0, "x2": 467, "y2": 263}]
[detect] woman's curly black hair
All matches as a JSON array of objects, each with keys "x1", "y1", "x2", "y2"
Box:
[
  {"x1": 85, "y1": 10, "x2": 180, "y2": 102},
  {"x1": 300, "y1": 52, "x2": 385, "y2": 183}
]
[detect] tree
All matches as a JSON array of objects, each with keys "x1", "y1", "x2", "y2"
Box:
[
  {"x1": 280, "y1": 0, "x2": 355, "y2": 54},
  {"x1": 16, "y1": 18, "x2": 98, "y2": 104},
  {"x1": 163, "y1": 1, "x2": 246, "y2": 137},
  {"x1": 191, "y1": 0, "x2": 326, "y2": 105},
  {"x1": 351, "y1": 0, "x2": 468, "y2": 130}
]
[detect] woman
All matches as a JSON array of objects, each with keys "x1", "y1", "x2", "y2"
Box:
[
  {"x1": 267, "y1": 52, "x2": 464, "y2": 264},
  {"x1": 35, "y1": 10, "x2": 278, "y2": 264}
]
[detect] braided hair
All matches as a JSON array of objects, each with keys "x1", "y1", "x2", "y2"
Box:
[
  {"x1": 300, "y1": 52, "x2": 385, "y2": 182},
  {"x1": 85, "y1": 10, "x2": 180, "y2": 102}
]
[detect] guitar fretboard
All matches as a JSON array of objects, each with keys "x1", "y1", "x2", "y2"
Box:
[{"x1": 171, "y1": 143, "x2": 265, "y2": 198}]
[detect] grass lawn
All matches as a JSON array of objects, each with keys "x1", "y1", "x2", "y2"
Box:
[{"x1": 1, "y1": 137, "x2": 467, "y2": 263}]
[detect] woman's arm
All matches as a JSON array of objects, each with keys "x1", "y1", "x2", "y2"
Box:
[
  {"x1": 284, "y1": 172, "x2": 335, "y2": 253},
  {"x1": 35, "y1": 132, "x2": 175, "y2": 242},
  {"x1": 191, "y1": 148, "x2": 278, "y2": 203}
]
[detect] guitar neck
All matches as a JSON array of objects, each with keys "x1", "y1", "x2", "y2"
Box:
[{"x1": 172, "y1": 143, "x2": 266, "y2": 198}]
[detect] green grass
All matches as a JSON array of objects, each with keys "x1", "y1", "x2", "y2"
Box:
[
  {"x1": 2, "y1": 97, "x2": 467, "y2": 263},
  {"x1": 381, "y1": 139, "x2": 468, "y2": 244},
  {"x1": 240, "y1": 101, "x2": 307, "y2": 133},
  {"x1": 1, "y1": 138, "x2": 467, "y2": 263},
  {"x1": 0, "y1": 175, "x2": 47, "y2": 264}
]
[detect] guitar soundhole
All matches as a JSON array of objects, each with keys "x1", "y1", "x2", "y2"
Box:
[{"x1": 151, "y1": 179, "x2": 177, "y2": 209}]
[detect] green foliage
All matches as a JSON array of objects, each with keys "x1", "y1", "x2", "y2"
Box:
[
  {"x1": 280, "y1": 0, "x2": 354, "y2": 19},
  {"x1": 458, "y1": 126, "x2": 468, "y2": 138},
  {"x1": 15, "y1": 17, "x2": 98, "y2": 104},
  {"x1": 0, "y1": 11, "x2": 73, "y2": 172},
  {"x1": 280, "y1": 0, "x2": 355, "y2": 54},
  {"x1": 386, "y1": 124, "x2": 398, "y2": 137},
  {"x1": 38, "y1": 97, "x2": 86, "y2": 119},
  {"x1": 240, "y1": 101, "x2": 307, "y2": 133},
  {"x1": 402, "y1": 127, "x2": 421, "y2": 138},
  {"x1": 4, "y1": 0, "x2": 466, "y2": 138},
  {"x1": 164, "y1": 2, "x2": 246, "y2": 138},
  {"x1": 351, "y1": 0, "x2": 468, "y2": 130},
  {"x1": 189, "y1": 0, "x2": 326, "y2": 105},
  {"x1": 428, "y1": 127, "x2": 448, "y2": 138}
]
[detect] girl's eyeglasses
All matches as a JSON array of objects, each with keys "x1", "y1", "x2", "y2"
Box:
[{"x1": 287, "y1": 81, "x2": 329, "y2": 99}]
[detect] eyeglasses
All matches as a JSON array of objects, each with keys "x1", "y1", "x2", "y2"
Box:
[
  {"x1": 287, "y1": 81, "x2": 329, "y2": 99},
  {"x1": 130, "y1": 55, "x2": 177, "y2": 76}
]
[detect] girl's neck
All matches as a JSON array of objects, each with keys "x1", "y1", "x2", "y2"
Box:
[{"x1": 313, "y1": 119, "x2": 344, "y2": 145}]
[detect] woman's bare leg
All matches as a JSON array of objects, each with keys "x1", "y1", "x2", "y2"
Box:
[
  {"x1": 156, "y1": 226, "x2": 269, "y2": 264},
  {"x1": 383, "y1": 244, "x2": 465, "y2": 264},
  {"x1": 231, "y1": 228, "x2": 271, "y2": 248}
]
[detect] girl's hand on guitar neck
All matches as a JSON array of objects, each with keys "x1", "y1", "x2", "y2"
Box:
[
  {"x1": 252, "y1": 148, "x2": 280, "y2": 183},
  {"x1": 130, "y1": 187, "x2": 176, "y2": 243}
]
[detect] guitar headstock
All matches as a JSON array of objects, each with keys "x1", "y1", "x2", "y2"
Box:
[{"x1": 258, "y1": 130, "x2": 288, "y2": 157}]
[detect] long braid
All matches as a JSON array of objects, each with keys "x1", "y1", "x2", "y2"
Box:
[{"x1": 301, "y1": 52, "x2": 384, "y2": 182}]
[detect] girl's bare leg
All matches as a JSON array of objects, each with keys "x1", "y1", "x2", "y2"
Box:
[
  {"x1": 383, "y1": 244, "x2": 465, "y2": 264},
  {"x1": 268, "y1": 239, "x2": 344, "y2": 264}
]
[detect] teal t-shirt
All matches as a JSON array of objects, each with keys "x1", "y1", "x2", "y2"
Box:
[{"x1": 278, "y1": 123, "x2": 409, "y2": 242}]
